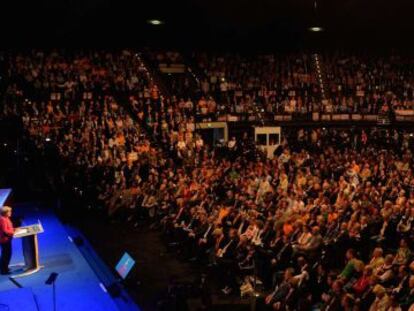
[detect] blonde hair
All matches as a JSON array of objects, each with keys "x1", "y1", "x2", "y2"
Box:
[
  {"x1": 372, "y1": 284, "x2": 386, "y2": 296},
  {"x1": 0, "y1": 206, "x2": 12, "y2": 216}
]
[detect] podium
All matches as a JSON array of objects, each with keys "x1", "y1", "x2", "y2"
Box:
[{"x1": 12, "y1": 223, "x2": 44, "y2": 277}]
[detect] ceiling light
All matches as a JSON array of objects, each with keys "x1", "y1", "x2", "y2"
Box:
[
  {"x1": 147, "y1": 19, "x2": 164, "y2": 26},
  {"x1": 309, "y1": 26, "x2": 324, "y2": 32}
]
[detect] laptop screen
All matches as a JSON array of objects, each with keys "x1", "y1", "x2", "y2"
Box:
[{"x1": 115, "y1": 252, "x2": 135, "y2": 279}]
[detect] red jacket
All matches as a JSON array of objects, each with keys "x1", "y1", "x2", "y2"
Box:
[
  {"x1": 0, "y1": 216, "x2": 14, "y2": 244},
  {"x1": 352, "y1": 275, "x2": 371, "y2": 296}
]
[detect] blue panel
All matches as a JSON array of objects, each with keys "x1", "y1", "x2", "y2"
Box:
[{"x1": 0, "y1": 189, "x2": 11, "y2": 206}]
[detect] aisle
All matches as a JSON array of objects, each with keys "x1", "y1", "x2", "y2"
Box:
[{"x1": 80, "y1": 219, "x2": 200, "y2": 311}]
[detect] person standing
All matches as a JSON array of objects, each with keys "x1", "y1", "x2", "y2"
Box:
[{"x1": 0, "y1": 206, "x2": 14, "y2": 274}]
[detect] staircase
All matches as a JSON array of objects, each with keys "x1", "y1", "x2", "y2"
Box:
[
  {"x1": 136, "y1": 52, "x2": 172, "y2": 98},
  {"x1": 142, "y1": 50, "x2": 213, "y2": 125},
  {"x1": 312, "y1": 53, "x2": 330, "y2": 102}
]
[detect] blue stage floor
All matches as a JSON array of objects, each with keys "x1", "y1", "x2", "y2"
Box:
[{"x1": 0, "y1": 203, "x2": 138, "y2": 311}]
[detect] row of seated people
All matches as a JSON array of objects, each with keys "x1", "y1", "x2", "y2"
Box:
[
  {"x1": 195, "y1": 52, "x2": 414, "y2": 116},
  {"x1": 6, "y1": 50, "x2": 150, "y2": 102},
  {"x1": 127, "y1": 127, "x2": 414, "y2": 311}
]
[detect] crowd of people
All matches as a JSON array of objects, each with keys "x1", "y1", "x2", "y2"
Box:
[
  {"x1": 2, "y1": 50, "x2": 166, "y2": 216},
  {"x1": 154, "y1": 127, "x2": 414, "y2": 311},
  {"x1": 323, "y1": 52, "x2": 414, "y2": 114},
  {"x1": 193, "y1": 52, "x2": 319, "y2": 116},
  {"x1": 2, "y1": 50, "x2": 414, "y2": 311},
  {"x1": 146, "y1": 51, "x2": 414, "y2": 120}
]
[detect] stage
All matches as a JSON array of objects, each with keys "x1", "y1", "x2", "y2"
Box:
[{"x1": 0, "y1": 202, "x2": 140, "y2": 311}]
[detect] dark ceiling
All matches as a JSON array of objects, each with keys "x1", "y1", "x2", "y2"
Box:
[{"x1": 1, "y1": 0, "x2": 413, "y2": 49}]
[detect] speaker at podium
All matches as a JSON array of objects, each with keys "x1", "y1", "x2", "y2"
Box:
[{"x1": 12, "y1": 221, "x2": 44, "y2": 278}]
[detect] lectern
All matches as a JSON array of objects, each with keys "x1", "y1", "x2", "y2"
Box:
[{"x1": 13, "y1": 222, "x2": 44, "y2": 278}]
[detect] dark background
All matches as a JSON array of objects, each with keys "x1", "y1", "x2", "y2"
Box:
[{"x1": 1, "y1": 0, "x2": 413, "y2": 50}]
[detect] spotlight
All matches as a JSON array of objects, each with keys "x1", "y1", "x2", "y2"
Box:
[
  {"x1": 147, "y1": 19, "x2": 164, "y2": 26},
  {"x1": 309, "y1": 26, "x2": 324, "y2": 32},
  {"x1": 45, "y1": 137, "x2": 51, "y2": 142}
]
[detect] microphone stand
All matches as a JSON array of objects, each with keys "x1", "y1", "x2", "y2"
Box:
[{"x1": 45, "y1": 272, "x2": 59, "y2": 311}]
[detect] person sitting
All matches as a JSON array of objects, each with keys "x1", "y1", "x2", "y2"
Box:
[
  {"x1": 367, "y1": 247, "x2": 385, "y2": 271},
  {"x1": 294, "y1": 226, "x2": 323, "y2": 259},
  {"x1": 264, "y1": 267, "x2": 295, "y2": 310},
  {"x1": 399, "y1": 275, "x2": 414, "y2": 310},
  {"x1": 393, "y1": 238, "x2": 412, "y2": 266},
  {"x1": 217, "y1": 228, "x2": 239, "y2": 295},
  {"x1": 320, "y1": 279, "x2": 344, "y2": 311},
  {"x1": 352, "y1": 266, "x2": 373, "y2": 296},
  {"x1": 369, "y1": 284, "x2": 391, "y2": 311},
  {"x1": 338, "y1": 249, "x2": 364, "y2": 282},
  {"x1": 374, "y1": 254, "x2": 395, "y2": 286}
]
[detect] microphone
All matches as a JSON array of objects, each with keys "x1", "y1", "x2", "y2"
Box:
[{"x1": 45, "y1": 272, "x2": 58, "y2": 285}]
